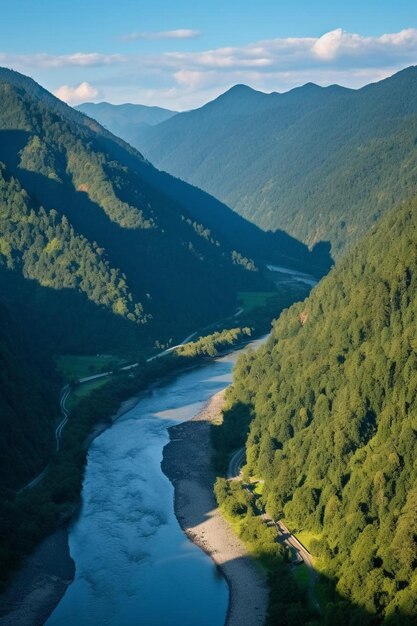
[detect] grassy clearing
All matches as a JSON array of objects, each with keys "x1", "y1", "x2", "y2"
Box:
[
  {"x1": 56, "y1": 354, "x2": 126, "y2": 381},
  {"x1": 295, "y1": 530, "x2": 322, "y2": 552},
  {"x1": 237, "y1": 291, "x2": 279, "y2": 311}
]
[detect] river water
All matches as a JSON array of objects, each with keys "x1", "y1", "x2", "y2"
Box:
[
  {"x1": 47, "y1": 339, "x2": 265, "y2": 626},
  {"x1": 266, "y1": 263, "x2": 317, "y2": 287}
]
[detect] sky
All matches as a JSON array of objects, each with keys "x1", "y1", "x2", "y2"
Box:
[{"x1": 2, "y1": 0, "x2": 417, "y2": 110}]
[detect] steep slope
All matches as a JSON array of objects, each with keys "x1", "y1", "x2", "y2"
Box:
[
  {"x1": 222, "y1": 196, "x2": 417, "y2": 622},
  {"x1": 76, "y1": 101, "x2": 177, "y2": 148},
  {"x1": 74, "y1": 86, "x2": 331, "y2": 273},
  {"x1": 0, "y1": 293, "x2": 57, "y2": 490},
  {"x1": 0, "y1": 67, "x2": 273, "y2": 347},
  {"x1": 136, "y1": 66, "x2": 417, "y2": 256}
]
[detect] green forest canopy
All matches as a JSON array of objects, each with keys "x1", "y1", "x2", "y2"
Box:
[{"x1": 219, "y1": 195, "x2": 417, "y2": 622}]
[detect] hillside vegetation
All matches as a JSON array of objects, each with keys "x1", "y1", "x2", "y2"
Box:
[{"x1": 217, "y1": 196, "x2": 417, "y2": 623}]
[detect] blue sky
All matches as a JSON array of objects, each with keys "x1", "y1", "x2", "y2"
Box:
[{"x1": 2, "y1": 0, "x2": 417, "y2": 109}]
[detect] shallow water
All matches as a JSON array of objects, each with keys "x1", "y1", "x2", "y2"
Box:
[
  {"x1": 266, "y1": 263, "x2": 318, "y2": 287},
  {"x1": 47, "y1": 342, "x2": 264, "y2": 626}
]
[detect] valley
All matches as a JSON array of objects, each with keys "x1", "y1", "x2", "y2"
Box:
[{"x1": 1, "y1": 16, "x2": 417, "y2": 624}]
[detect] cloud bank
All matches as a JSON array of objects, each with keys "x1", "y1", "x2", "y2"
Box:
[{"x1": 0, "y1": 52, "x2": 125, "y2": 69}]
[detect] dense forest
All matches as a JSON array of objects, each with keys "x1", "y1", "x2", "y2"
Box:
[
  {"x1": 0, "y1": 72, "x2": 268, "y2": 340},
  {"x1": 133, "y1": 65, "x2": 417, "y2": 256},
  {"x1": 216, "y1": 195, "x2": 417, "y2": 623}
]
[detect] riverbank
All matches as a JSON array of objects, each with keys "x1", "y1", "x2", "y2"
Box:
[
  {"x1": 0, "y1": 340, "x2": 265, "y2": 625},
  {"x1": 0, "y1": 529, "x2": 74, "y2": 626},
  {"x1": 162, "y1": 390, "x2": 268, "y2": 626},
  {"x1": 0, "y1": 390, "x2": 151, "y2": 626}
]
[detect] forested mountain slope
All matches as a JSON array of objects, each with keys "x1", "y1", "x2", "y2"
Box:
[
  {"x1": 0, "y1": 293, "x2": 58, "y2": 489},
  {"x1": 76, "y1": 101, "x2": 177, "y2": 148},
  {"x1": 0, "y1": 67, "x2": 268, "y2": 345},
  {"x1": 136, "y1": 66, "x2": 417, "y2": 256},
  {"x1": 74, "y1": 94, "x2": 331, "y2": 273},
  {"x1": 223, "y1": 196, "x2": 417, "y2": 622}
]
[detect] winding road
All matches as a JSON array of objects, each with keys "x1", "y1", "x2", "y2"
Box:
[
  {"x1": 18, "y1": 384, "x2": 71, "y2": 494},
  {"x1": 227, "y1": 447, "x2": 246, "y2": 479},
  {"x1": 55, "y1": 385, "x2": 71, "y2": 451},
  {"x1": 227, "y1": 446, "x2": 320, "y2": 613},
  {"x1": 17, "y1": 328, "x2": 207, "y2": 495}
]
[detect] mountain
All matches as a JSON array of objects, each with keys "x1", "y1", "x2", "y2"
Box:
[
  {"x1": 134, "y1": 66, "x2": 417, "y2": 256},
  {"x1": 219, "y1": 194, "x2": 417, "y2": 622},
  {"x1": 0, "y1": 68, "x2": 329, "y2": 492},
  {"x1": 0, "y1": 67, "x2": 265, "y2": 346},
  {"x1": 76, "y1": 101, "x2": 177, "y2": 148}
]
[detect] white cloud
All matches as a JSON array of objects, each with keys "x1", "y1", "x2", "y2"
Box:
[
  {"x1": 312, "y1": 29, "x2": 346, "y2": 60},
  {"x1": 121, "y1": 29, "x2": 201, "y2": 42},
  {"x1": 173, "y1": 69, "x2": 206, "y2": 88},
  {"x1": 158, "y1": 28, "x2": 417, "y2": 74},
  {"x1": 312, "y1": 27, "x2": 417, "y2": 62},
  {"x1": 0, "y1": 52, "x2": 125, "y2": 69},
  {"x1": 54, "y1": 81, "x2": 100, "y2": 104}
]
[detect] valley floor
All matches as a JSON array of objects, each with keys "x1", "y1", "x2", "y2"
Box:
[{"x1": 162, "y1": 390, "x2": 268, "y2": 626}]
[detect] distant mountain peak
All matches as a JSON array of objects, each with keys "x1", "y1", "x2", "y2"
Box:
[
  {"x1": 77, "y1": 101, "x2": 177, "y2": 115},
  {"x1": 225, "y1": 83, "x2": 259, "y2": 94},
  {"x1": 215, "y1": 83, "x2": 272, "y2": 102}
]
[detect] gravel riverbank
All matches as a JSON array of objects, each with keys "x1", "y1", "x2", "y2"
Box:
[{"x1": 162, "y1": 389, "x2": 268, "y2": 626}]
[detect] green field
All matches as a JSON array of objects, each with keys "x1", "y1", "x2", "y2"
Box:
[
  {"x1": 237, "y1": 291, "x2": 279, "y2": 311},
  {"x1": 295, "y1": 530, "x2": 322, "y2": 552},
  {"x1": 56, "y1": 354, "x2": 127, "y2": 382}
]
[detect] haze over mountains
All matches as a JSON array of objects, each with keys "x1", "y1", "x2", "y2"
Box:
[
  {"x1": 90, "y1": 66, "x2": 417, "y2": 256},
  {"x1": 76, "y1": 102, "x2": 177, "y2": 150}
]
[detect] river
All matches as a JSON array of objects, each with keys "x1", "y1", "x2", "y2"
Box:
[
  {"x1": 46, "y1": 339, "x2": 265, "y2": 626},
  {"x1": 266, "y1": 263, "x2": 318, "y2": 287}
]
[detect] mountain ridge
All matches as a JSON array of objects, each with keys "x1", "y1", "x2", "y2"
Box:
[{"x1": 130, "y1": 65, "x2": 417, "y2": 255}]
